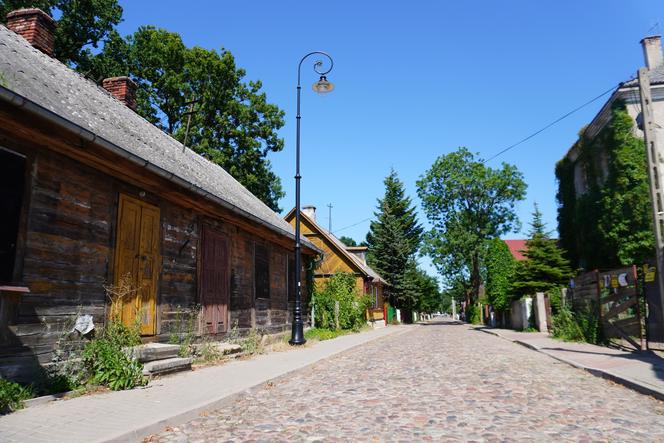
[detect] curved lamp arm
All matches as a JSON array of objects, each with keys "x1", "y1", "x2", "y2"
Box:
[{"x1": 297, "y1": 51, "x2": 334, "y2": 86}]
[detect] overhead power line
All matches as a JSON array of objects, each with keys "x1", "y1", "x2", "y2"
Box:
[
  {"x1": 483, "y1": 83, "x2": 622, "y2": 163},
  {"x1": 330, "y1": 83, "x2": 624, "y2": 236},
  {"x1": 333, "y1": 216, "x2": 372, "y2": 234}
]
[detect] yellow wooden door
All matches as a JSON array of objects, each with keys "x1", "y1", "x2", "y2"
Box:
[{"x1": 114, "y1": 194, "x2": 160, "y2": 335}]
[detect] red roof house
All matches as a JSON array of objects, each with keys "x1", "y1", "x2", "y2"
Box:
[{"x1": 504, "y1": 239, "x2": 528, "y2": 261}]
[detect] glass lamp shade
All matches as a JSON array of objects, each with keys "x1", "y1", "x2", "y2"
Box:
[{"x1": 312, "y1": 76, "x2": 334, "y2": 93}]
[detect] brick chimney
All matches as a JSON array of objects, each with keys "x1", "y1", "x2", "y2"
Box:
[
  {"x1": 102, "y1": 77, "x2": 138, "y2": 111},
  {"x1": 6, "y1": 8, "x2": 56, "y2": 57},
  {"x1": 302, "y1": 205, "x2": 316, "y2": 221},
  {"x1": 641, "y1": 35, "x2": 663, "y2": 70}
]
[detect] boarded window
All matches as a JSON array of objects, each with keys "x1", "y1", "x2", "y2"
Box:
[
  {"x1": 288, "y1": 257, "x2": 296, "y2": 301},
  {"x1": 0, "y1": 148, "x2": 26, "y2": 282},
  {"x1": 255, "y1": 244, "x2": 270, "y2": 299}
]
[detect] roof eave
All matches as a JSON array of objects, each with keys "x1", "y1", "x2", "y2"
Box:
[{"x1": 0, "y1": 85, "x2": 321, "y2": 253}]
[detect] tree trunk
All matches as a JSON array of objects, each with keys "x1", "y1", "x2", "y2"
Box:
[{"x1": 471, "y1": 253, "x2": 481, "y2": 305}]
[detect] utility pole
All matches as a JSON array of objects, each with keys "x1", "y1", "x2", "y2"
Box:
[
  {"x1": 327, "y1": 203, "x2": 333, "y2": 233},
  {"x1": 182, "y1": 97, "x2": 199, "y2": 151},
  {"x1": 638, "y1": 67, "x2": 664, "y2": 339}
]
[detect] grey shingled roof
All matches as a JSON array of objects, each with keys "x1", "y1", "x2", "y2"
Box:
[
  {"x1": 623, "y1": 64, "x2": 664, "y2": 87},
  {"x1": 0, "y1": 25, "x2": 301, "y2": 242}
]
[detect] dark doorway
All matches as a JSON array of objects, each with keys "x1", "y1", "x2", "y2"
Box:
[
  {"x1": 0, "y1": 148, "x2": 26, "y2": 283},
  {"x1": 201, "y1": 227, "x2": 230, "y2": 334}
]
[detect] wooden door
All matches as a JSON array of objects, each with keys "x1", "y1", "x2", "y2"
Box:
[
  {"x1": 201, "y1": 227, "x2": 230, "y2": 334},
  {"x1": 114, "y1": 194, "x2": 160, "y2": 335}
]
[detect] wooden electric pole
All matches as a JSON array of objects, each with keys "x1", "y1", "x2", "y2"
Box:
[{"x1": 638, "y1": 67, "x2": 664, "y2": 340}]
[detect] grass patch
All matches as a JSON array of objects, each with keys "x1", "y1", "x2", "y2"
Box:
[
  {"x1": 0, "y1": 379, "x2": 34, "y2": 414},
  {"x1": 304, "y1": 328, "x2": 352, "y2": 341}
]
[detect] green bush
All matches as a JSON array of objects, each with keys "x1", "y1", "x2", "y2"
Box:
[
  {"x1": 552, "y1": 304, "x2": 603, "y2": 344},
  {"x1": 466, "y1": 304, "x2": 482, "y2": 324},
  {"x1": 81, "y1": 320, "x2": 146, "y2": 391},
  {"x1": 312, "y1": 273, "x2": 371, "y2": 331},
  {"x1": 552, "y1": 307, "x2": 584, "y2": 341},
  {"x1": 0, "y1": 379, "x2": 33, "y2": 414}
]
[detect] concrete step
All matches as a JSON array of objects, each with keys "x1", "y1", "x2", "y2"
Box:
[
  {"x1": 142, "y1": 357, "x2": 192, "y2": 376},
  {"x1": 128, "y1": 343, "x2": 181, "y2": 363},
  {"x1": 215, "y1": 343, "x2": 242, "y2": 355}
]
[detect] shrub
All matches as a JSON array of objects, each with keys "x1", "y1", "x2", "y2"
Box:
[
  {"x1": 466, "y1": 304, "x2": 482, "y2": 324},
  {"x1": 168, "y1": 304, "x2": 201, "y2": 357},
  {"x1": 82, "y1": 335, "x2": 146, "y2": 391},
  {"x1": 552, "y1": 307, "x2": 584, "y2": 341},
  {"x1": 552, "y1": 304, "x2": 603, "y2": 344},
  {"x1": 313, "y1": 272, "x2": 371, "y2": 330},
  {"x1": 78, "y1": 275, "x2": 148, "y2": 391},
  {"x1": 0, "y1": 379, "x2": 34, "y2": 414},
  {"x1": 240, "y1": 328, "x2": 263, "y2": 355}
]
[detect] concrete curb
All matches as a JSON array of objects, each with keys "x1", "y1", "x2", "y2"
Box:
[
  {"x1": 106, "y1": 326, "x2": 412, "y2": 442},
  {"x1": 473, "y1": 326, "x2": 664, "y2": 402}
]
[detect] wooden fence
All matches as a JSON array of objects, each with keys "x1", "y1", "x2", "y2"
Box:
[{"x1": 569, "y1": 267, "x2": 645, "y2": 351}]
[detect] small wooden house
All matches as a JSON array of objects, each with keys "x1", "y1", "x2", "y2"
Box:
[
  {"x1": 0, "y1": 9, "x2": 318, "y2": 381},
  {"x1": 284, "y1": 206, "x2": 388, "y2": 324}
]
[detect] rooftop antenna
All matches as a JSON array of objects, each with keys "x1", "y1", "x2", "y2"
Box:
[{"x1": 646, "y1": 22, "x2": 661, "y2": 35}]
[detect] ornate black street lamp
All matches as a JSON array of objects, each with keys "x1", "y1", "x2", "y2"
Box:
[{"x1": 290, "y1": 51, "x2": 334, "y2": 345}]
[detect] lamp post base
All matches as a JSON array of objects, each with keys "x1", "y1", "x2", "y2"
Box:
[{"x1": 289, "y1": 321, "x2": 306, "y2": 345}]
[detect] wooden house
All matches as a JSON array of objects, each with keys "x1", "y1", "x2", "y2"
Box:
[
  {"x1": 284, "y1": 206, "x2": 388, "y2": 324},
  {"x1": 0, "y1": 9, "x2": 318, "y2": 382}
]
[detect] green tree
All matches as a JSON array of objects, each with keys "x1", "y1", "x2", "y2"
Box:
[
  {"x1": 0, "y1": 0, "x2": 123, "y2": 67},
  {"x1": 484, "y1": 238, "x2": 517, "y2": 312},
  {"x1": 339, "y1": 236, "x2": 357, "y2": 247},
  {"x1": 365, "y1": 169, "x2": 423, "y2": 309},
  {"x1": 82, "y1": 26, "x2": 286, "y2": 211},
  {"x1": 512, "y1": 203, "x2": 573, "y2": 297},
  {"x1": 412, "y1": 266, "x2": 443, "y2": 314},
  {"x1": 417, "y1": 147, "x2": 527, "y2": 305}
]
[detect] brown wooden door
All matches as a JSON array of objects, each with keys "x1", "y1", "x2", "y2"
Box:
[
  {"x1": 201, "y1": 227, "x2": 230, "y2": 334},
  {"x1": 114, "y1": 194, "x2": 160, "y2": 335}
]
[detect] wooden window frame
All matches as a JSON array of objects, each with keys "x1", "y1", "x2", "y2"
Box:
[
  {"x1": 0, "y1": 145, "x2": 33, "y2": 283},
  {"x1": 254, "y1": 243, "x2": 270, "y2": 300}
]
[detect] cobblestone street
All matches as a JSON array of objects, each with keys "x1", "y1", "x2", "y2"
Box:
[{"x1": 148, "y1": 321, "x2": 664, "y2": 442}]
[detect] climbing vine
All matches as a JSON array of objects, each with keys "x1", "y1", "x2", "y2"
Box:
[{"x1": 555, "y1": 102, "x2": 654, "y2": 270}]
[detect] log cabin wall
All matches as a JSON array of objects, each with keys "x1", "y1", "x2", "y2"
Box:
[{"x1": 0, "y1": 132, "x2": 302, "y2": 382}]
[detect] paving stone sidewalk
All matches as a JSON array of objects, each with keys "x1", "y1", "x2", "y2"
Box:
[
  {"x1": 0, "y1": 326, "x2": 407, "y2": 443},
  {"x1": 476, "y1": 326, "x2": 664, "y2": 401},
  {"x1": 148, "y1": 320, "x2": 664, "y2": 442}
]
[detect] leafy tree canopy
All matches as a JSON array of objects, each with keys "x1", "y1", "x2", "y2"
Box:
[
  {"x1": 417, "y1": 147, "x2": 526, "y2": 304},
  {"x1": 80, "y1": 26, "x2": 286, "y2": 211},
  {"x1": 339, "y1": 236, "x2": 358, "y2": 247},
  {"x1": 0, "y1": 0, "x2": 123, "y2": 67},
  {"x1": 512, "y1": 203, "x2": 573, "y2": 297}
]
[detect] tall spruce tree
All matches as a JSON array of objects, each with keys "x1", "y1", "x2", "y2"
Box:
[
  {"x1": 366, "y1": 169, "x2": 422, "y2": 309},
  {"x1": 512, "y1": 203, "x2": 573, "y2": 297}
]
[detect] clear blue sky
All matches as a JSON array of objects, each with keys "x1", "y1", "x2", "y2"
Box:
[{"x1": 117, "y1": 0, "x2": 663, "y2": 280}]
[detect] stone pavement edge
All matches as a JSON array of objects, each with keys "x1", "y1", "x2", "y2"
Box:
[
  {"x1": 0, "y1": 325, "x2": 410, "y2": 443},
  {"x1": 474, "y1": 325, "x2": 664, "y2": 401}
]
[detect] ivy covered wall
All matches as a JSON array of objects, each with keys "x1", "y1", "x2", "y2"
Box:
[{"x1": 555, "y1": 102, "x2": 654, "y2": 270}]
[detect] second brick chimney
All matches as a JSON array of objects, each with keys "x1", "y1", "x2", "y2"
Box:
[
  {"x1": 102, "y1": 77, "x2": 138, "y2": 111},
  {"x1": 6, "y1": 8, "x2": 56, "y2": 57},
  {"x1": 641, "y1": 35, "x2": 664, "y2": 70}
]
